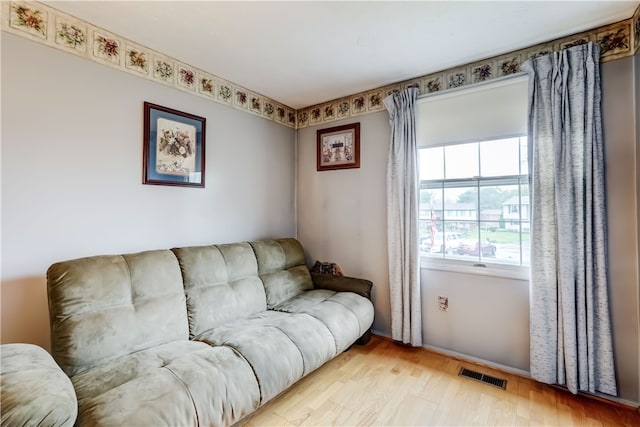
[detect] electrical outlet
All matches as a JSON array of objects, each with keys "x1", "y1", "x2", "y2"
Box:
[{"x1": 438, "y1": 296, "x2": 448, "y2": 311}]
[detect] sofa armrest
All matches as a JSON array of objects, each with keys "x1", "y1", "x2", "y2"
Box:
[
  {"x1": 310, "y1": 272, "x2": 373, "y2": 299},
  {"x1": 1, "y1": 344, "x2": 78, "y2": 427}
]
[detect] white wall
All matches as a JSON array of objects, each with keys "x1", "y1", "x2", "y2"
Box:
[
  {"x1": 421, "y1": 269, "x2": 530, "y2": 371},
  {"x1": 297, "y1": 111, "x2": 392, "y2": 334},
  {"x1": 1, "y1": 33, "x2": 296, "y2": 350},
  {"x1": 601, "y1": 55, "x2": 640, "y2": 403},
  {"x1": 635, "y1": 50, "x2": 640, "y2": 401},
  {"x1": 296, "y1": 59, "x2": 640, "y2": 403}
]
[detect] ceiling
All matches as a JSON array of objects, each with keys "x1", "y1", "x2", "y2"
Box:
[{"x1": 45, "y1": 1, "x2": 639, "y2": 109}]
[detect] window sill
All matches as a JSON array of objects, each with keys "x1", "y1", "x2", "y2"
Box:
[{"x1": 420, "y1": 256, "x2": 529, "y2": 280}]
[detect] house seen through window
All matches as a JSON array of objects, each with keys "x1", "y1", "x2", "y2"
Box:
[{"x1": 419, "y1": 136, "x2": 530, "y2": 267}]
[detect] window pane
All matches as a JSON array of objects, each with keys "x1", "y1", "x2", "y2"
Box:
[
  {"x1": 520, "y1": 184, "x2": 530, "y2": 222},
  {"x1": 477, "y1": 184, "x2": 519, "y2": 217},
  {"x1": 420, "y1": 147, "x2": 444, "y2": 180},
  {"x1": 419, "y1": 137, "x2": 529, "y2": 268},
  {"x1": 423, "y1": 220, "x2": 445, "y2": 256},
  {"x1": 419, "y1": 189, "x2": 441, "y2": 254},
  {"x1": 478, "y1": 220, "x2": 514, "y2": 263},
  {"x1": 480, "y1": 138, "x2": 519, "y2": 177},
  {"x1": 419, "y1": 188, "x2": 442, "y2": 222},
  {"x1": 520, "y1": 137, "x2": 529, "y2": 175},
  {"x1": 444, "y1": 143, "x2": 478, "y2": 179},
  {"x1": 449, "y1": 224, "x2": 480, "y2": 261},
  {"x1": 479, "y1": 221, "x2": 501, "y2": 236},
  {"x1": 522, "y1": 224, "x2": 530, "y2": 266},
  {"x1": 444, "y1": 186, "x2": 477, "y2": 223},
  {"x1": 442, "y1": 224, "x2": 473, "y2": 256},
  {"x1": 419, "y1": 188, "x2": 442, "y2": 209}
]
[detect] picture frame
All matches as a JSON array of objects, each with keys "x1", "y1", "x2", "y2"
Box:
[
  {"x1": 316, "y1": 122, "x2": 360, "y2": 171},
  {"x1": 143, "y1": 102, "x2": 206, "y2": 187}
]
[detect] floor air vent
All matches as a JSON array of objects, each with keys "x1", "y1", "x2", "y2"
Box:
[{"x1": 459, "y1": 368, "x2": 507, "y2": 390}]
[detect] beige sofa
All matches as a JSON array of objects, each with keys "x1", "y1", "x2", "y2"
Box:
[{"x1": 1, "y1": 238, "x2": 374, "y2": 426}]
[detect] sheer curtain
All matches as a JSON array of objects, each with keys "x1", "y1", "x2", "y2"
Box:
[
  {"x1": 383, "y1": 88, "x2": 422, "y2": 346},
  {"x1": 524, "y1": 42, "x2": 616, "y2": 395}
]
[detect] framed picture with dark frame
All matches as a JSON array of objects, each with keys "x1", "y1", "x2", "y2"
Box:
[
  {"x1": 316, "y1": 122, "x2": 360, "y2": 171},
  {"x1": 143, "y1": 102, "x2": 206, "y2": 187}
]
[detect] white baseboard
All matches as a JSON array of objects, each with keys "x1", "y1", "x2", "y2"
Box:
[
  {"x1": 370, "y1": 330, "x2": 640, "y2": 409},
  {"x1": 420, "y1": 343, "x2": 531, "y2": 377},
  {"x1": 372, "y1": 329, "x2": 528, "y2": 376}
]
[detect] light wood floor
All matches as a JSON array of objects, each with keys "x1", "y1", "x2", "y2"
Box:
[{"x1": 241, "y1": 335, "x2": 639, "y2": 426}]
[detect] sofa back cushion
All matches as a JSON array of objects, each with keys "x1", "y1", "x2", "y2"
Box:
[
  {"x1": 47, "y1": 250, "x2": 189, "y2": 377},
  {"x1": 250, "y1": 239, "x2": 313, "y2": 308},
  {"x1": 172, "y1": 243, "x2": 267, "y2": 337}
]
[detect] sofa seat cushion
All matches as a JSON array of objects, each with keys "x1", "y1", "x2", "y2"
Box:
[
  {"x1": 71, "y1": 340, "x2": 259, "y2": 427},
  {"x1": 273, "y1": 289, "x2": 375, "y2": 353},
  {"x1": 195, "y1": 311, "x2": 336, "y2": 404},
  {"x1": 1, "y1": 344, "x2": 77, "y2": 427}
]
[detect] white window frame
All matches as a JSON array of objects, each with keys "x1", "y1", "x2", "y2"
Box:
[
  {"x1": 418, "y1": 137, "x2": 530, "y2": 280},
  {"x1": 415, "y1": 75, "x2": 530, "y2": 280}
]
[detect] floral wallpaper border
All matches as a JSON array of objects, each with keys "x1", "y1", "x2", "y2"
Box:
[
  {"x1": 1, "y1": 1, "x2": 297, "y2": 128},
  {"x1": 297, "y1": 4, "x2": 640, "y2": 129},
  {"x1": 635, "y1": 3, "x2": 640, "y2": 55},
  {"x1": 2, "y1": 1, "x2": 639, "y2": 131}
]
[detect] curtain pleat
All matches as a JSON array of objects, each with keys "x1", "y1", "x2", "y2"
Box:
[
  {"x1": 383, "y1": 87, "x2": 422, "y2": 346},
  {"x1": 524, "y1": 42, "x2": 616, "y2": 395}
]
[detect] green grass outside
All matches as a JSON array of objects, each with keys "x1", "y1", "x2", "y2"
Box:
[
  {"x1": 419, "y1": 223, "x2": 530, "y2": 245},
  {"x1": 465, "y1": 229, "x2": 530, "y2": 243}
]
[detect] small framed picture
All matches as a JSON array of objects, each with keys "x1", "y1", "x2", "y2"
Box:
[
  {"x1": 316, "y1": 122, "x2": 360, "y2": 171},
  {"x1": 143, "y1": 102, "x2": 206, "y2": 187}
]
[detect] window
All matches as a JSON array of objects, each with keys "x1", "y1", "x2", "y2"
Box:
[
  {"x1": 415, "y1": 74, "x2": 530, "y2": 273},
  {"x1": 418, "y1": 137, "x2": 529, "y2": 267}
]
